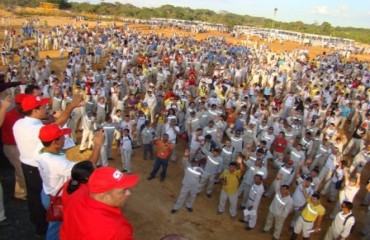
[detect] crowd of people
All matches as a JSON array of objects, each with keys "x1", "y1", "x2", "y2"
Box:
[{"x1": 0, "y1": 16, "x2": 369, "y2": 240}]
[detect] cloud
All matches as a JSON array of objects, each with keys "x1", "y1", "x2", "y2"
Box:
[
  {"x1": 310, "y1": 6, "x2": 329, "y2": 15},
  {"x1": 310, "y1": 4, "x2": 351, "y2": 18}
]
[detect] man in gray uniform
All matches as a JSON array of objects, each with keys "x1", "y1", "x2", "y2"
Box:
[
  {"x1": 99, "y1": 116, "x2": 116, "y2": 166},
  {"x1": 262, "y1": 184, "x2": 294, "y2": 240},
  {"x1": 141, "y1": 120, "x2": 156, "y2": 160},
  {"x1": 171, "y1": 149, "x2": 203, "y2": 213}
]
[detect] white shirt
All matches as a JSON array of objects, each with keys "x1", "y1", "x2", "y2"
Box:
[
  {"x1": 121, "y1": 135, "x2": 133, "y2": 150},
  {"x1": 190, "y1": 133, "x2": 203, "y2": 151},
  {"x1": 292, "y1": 184, "x2": 313, "y2": 209},
  {"x1": 269, "y1": 193, "x2": 294, "y2": 218},
  {"x1": 163, "y1": 123, "x2": 179, "y2": 144},
  {"x1": 247, "y1": 183, "x2": 265, "y2": 209},
  {"x1": 36, "y1": 151, "x2": 76, "y2": 196},
  {"x1": 144, "y1": 94, "x2": 157, "y2": 108},
  {"x1": 285, "y1": 95, "x2": 295, "y2": 107},
  {"x1": 331, "y1": 211, "x2": 355, "y2": 238},
  {"x1": 182, "y1": 158, "x2": 204, "y2": 187},
  {"x1": 120, "y1": 120, "x2": 132, "y2": 132},
  {"x1": 324, "y1": 153, "x2": 338, "y2": 170},
  {"x1": 339, "y1": 181, "x2": 360, "y2": 203},
  {"x1": 13, "y1": 117, "x2": 44, "y2": 167}
]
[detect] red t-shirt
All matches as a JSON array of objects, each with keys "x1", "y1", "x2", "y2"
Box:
[
  {"x1": 188, "y1": 75, "x2": 196, "y2": 86},
  {"x1": 274, "y1": 137, "x2": 288, "y2": 153},
  {"x1": 60, "y1": 194, "x2": 134, "y2": 240},
  {"x1": 61, "y1": 180, "x2": 89, "y2": 211},
  {"x1": 1, "y1": 108, "x2": 21, "y2": 145},
  {"x1": 165, "y1": 92, "x2": 176, "y2": 100}
]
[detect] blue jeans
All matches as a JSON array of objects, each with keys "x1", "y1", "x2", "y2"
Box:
[
  {"x1": 41, "y1": 190, "x2": 62, "y2": 240},
  {"x1": 143, "y1": 144, "x2": 154, "y2": 160},
  {"x1": 150, "y1": 157, "x2": 168, "y2": 179}
]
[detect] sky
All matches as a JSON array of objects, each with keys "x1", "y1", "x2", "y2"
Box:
[{"x1": 72, "y1": 0, "x2": 370, "y2": 29}]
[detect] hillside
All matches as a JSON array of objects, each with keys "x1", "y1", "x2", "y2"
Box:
[{"x1": 3, "y1": 0, "x2": 370, "y2": 44}]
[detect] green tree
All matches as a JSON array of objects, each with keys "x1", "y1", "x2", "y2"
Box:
[
  {"x1": 46, "y1": 0, "x2": 71, "y2": 9},
  {"x1": 320, "y1": 21, "x2": 333, "y2": 35},
  {"x1": 12, "y1": 1, "x2": 370, "y2": 44}
]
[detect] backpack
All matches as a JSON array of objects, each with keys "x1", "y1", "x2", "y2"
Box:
[{"x1": 343, "y1": 214, "x2": 355, "y2": 234}]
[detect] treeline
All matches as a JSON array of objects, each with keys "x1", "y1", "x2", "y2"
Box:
[{"x1": 5, "y1": 0, "x2": 370, "y2": 44}]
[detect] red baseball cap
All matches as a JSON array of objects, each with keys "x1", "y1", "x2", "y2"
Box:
[
  {"x1": 287, "y1": 160, "x2": 295, "y2": 165},
  {"x1": 38, "y1": 124, "x2": 71, "y2": 142},
  {"x1": 15, "y1": 94, "x2": 28, "y2": 104},
  {"x1": 88, "y1": 167, "x2": 139, "y2": 193},
  {"x1": 22, "y1": 95, "x2": 50, "y2": 112}
]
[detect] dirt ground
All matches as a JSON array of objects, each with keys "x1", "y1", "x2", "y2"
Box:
[{"x1": 0, "y1": 8, "x2": 369, "y2": 240}]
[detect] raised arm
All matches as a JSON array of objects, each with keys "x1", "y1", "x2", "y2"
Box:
[
  {"x1": 54, "y1": 94, "x2": 83, "y2": 126},
  {"x1": 356, "y1": 172, "x2": 361, "y2": 188},
  {"x1": 0, "y1": 96, "x2": 11, "y2": 127},
  {"x1": 182, "y1": 148, "x2": 191, "y2": 167},
  {"x1": 236, "y1": 156, "x2": 245, "y2": 174},
  {"x1": 302, "y1": 184, "x2": 309, "y2": 199},
  {"x1": 88, "y1": 130, "x2": 105, "y2": 164}
]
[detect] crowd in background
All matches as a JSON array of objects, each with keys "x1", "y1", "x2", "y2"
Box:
[{"x1": 0, "y1": 17, "x2": 369, "y2": 240}]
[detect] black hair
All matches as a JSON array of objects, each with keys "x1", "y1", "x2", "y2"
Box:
[
  {"x1": 254, "y1": 174, "x2": 263, "y2": 180},
  {"x1": 205, "y1": 134, "x2": 212, "y2": 140},
  {"x1": 342, "y1": 201, "x2": 353, "y2": 210},
  {"x1": 66, "y1": 161, "x2": 95, "y2": 195},
  {"x1": 305, "y1": 176, "x2": 313, "y2": 182},
  {"x1": 23, "y1": 105, "x2": 40, "y2": 116},
  {"x1": 312, "y1": 193, "x2": 320, "y2": 200},
  {"x1": 256, "y1": 148, "x2": 265, "y2": 154},
  {"x1": 41, "y1": 140, "x2": 53, "y2": 147},
  {"x1": 229, "y1": 162, "x2": 237, "y2": 167},
  {"x1": 281, "y1": 184, "x2": 290, "y2": 190},
  {"x1": 25, "y1": 84, "x2": 40, "y2": 94}
]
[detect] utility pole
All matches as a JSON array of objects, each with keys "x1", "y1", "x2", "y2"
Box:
[{"x1": 272, "y1": 7, "x2": 278, "y2": 29}]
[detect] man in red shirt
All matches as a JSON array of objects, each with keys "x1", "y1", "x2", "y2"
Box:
[
  {"x1": 1, "y1": 93, "x2": 28, "y2": 200},
  {"x1": 164, "y1": 88, "x2": 176, "y2": 100},
  {"x1": 273, "y1": 131, "x2": 288, "y2": 160},
  {"x1": 60, "y1": 167, "x2": 139, "y2": 240},
  {"x1": 147, "y1": 134, "x2": 174, "y2": 182}
]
